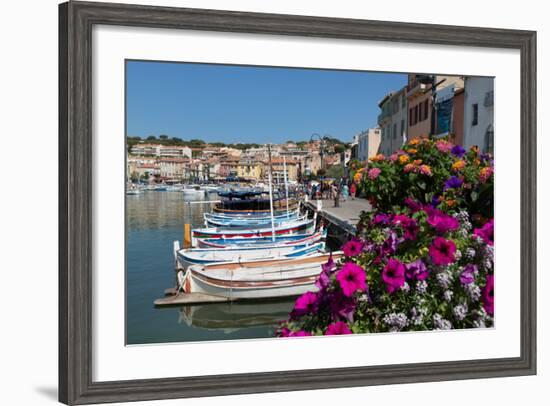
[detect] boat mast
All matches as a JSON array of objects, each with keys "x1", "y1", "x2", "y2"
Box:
[
  {"x1": 283, "y1": 155, "x2": 289, "y2": 218},
  {"x1": 267, "y1": 144, "x2": 276, "y2": 241}
]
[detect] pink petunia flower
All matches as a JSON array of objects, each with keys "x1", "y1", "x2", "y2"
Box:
[
  {"x1": 429, "y1": 237, "x2": 457, "y2": 266},
  {"x1": 382, "y1": 258, "x2": 406, "y2": 294},
  {"x1": 336, "y1": 262, "x2": 367, "y2": 297},
  {"x1": 426, "y1": 208, "x2": 460, "y2": 234},
  {"x1": 292, "y1": 291, "x2": 319, "y2": 317},
  {"x1": 342, "y1": 238, "x2": 364, "y2": 257},
  {"x1": 325, "y1": 321, "x2": 352, "y2": 335},
  {"x1": 474, "y1": 219, "x2": 494, "y2": 246}
]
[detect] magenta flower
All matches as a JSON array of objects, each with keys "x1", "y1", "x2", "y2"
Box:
[
  {"x1": 429, "y1": 237, "x2": 457, "y2": 266},
  {"x1": 404, "y1": 197, "x2": 422, "y2": 212},
  {"x1": 325, "y1": 321, "x2": 352, "y2": 335},
  {"x1": 382, "y1": 258, "x2": 406, "y2": 294},
  {"x1": 292, "y1": 291, "x2": 319, "y2": 317},
  {"x1": 474, "y1": 219, "x2": 494, "y2": 246},
  {"x1": 459, "y1": 264, "x2": 478, "y2": 285},
  {"x1": 482, "y1": 274, "x2": 494, "y2": 316},
  {"x1": 342, "y1": 238, "x2": 364, "y2": 257},
  {"x1": 336, "y1": 262, "x2": 367, "y2": 297},
  {"x1": 405, "y1": 259, "x2": 429, "y2": 281},
  {"x1": 393, "y1": 214, "x2": 418, "y2": 240},
  {"x1": 426, "y1": 208, "x2": 460, "y2": 234},
  {"x1": 289, "y1": 330, "x2": 312, "y2": 337},
  {"x1": 368, "y1": 168, "x2": 382, "y2": 180}
]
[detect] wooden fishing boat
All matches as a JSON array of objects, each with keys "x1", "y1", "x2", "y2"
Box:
[
  {"x1": 177, "y1": 242, "x2": 325, "y2": 268},
  {"x1": 204, "y1": 208, "x2": 300, "y2": 220},
  {"x1": 195, "y1": 228, "x2": 325, "y2": 249},
  {"x1": 204, "y1": 213, "x2": 305, "y2": 228},
  {"x1": 178, "y1": 252, "x2": 343, "y2": 300},
  {"x1": 191, "y1": 218, "x2": 315, "y2": 245},
  {"x1": 213, "y1": 198, "x2": 298, "y2": 214}
]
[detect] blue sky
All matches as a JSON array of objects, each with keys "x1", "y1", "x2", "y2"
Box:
[{"x1": 126, "y1": 61, "x2": 407, "y2": 144}]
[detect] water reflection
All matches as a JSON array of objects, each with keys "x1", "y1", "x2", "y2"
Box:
[{"x1": 177, "y1": 300, "x2": 294, "y2": 333}]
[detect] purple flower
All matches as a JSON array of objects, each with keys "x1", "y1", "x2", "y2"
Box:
[
  {"x1": 342, "y1": 238, "x2": 364, "y2": 257},
  {"x1": 382, "y1": 258, "x2": 406, "y2": 294},
  {"x1": 474, "y1": 219, "x2": 494, "y2": 246},
  {"x1": 380, "y1": 230, "x2": 400, "y2": 256},
  {"x1": 459, "y1": 264, "x2": 478, "y2": 285},
  {"x1": 373, "y1": 213, "x2": 390, "y2": 226},
  {"x1": 482, "y1": 274, "x2": 494, "y2": 316},
  {"x1": 393, "y1": 214, "x2": 418, "y2": 241},
  {"x1": 315, "y1": 269, "x2": 331, "y2": 290},
  {"x1": 429, "y1": 237, "x2": 457, "y2": 266},
  {"x1": 405, "y1": 259, "x2": 429, "y2": 281},
  {"x1": 328, "y1": 291, "x2": 357, "y2": 322},
  {"x1": 325, "y1": 321, "x2": 352, "y2": 335},
  {"x1": 444, "y1": 176, "x2": 463, "y2": 190},
  {"x1": 336, "y1": 262, "x2": 367, "y2": 297},
  {"x1": 426, "y1": 208, "x2": 460, "y2": 234},
  {"x1": 322, "y1": 254, "x2": 336, "y2": 274},
  {"x1": 451, "y1": 145, "x2": 466, "y2": 158},
  {"x1": 316, "y1": 255, "x2": 336, "y2": 290},
  {"x1": 292, "y1": 291, "x2": 319, "y2": 317}
]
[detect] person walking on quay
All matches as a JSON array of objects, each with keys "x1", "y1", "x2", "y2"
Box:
[
  {"x1": 350, "y1": 182, "x2": 357, "y2": 200},
  {"x1": 341, "y1": 183, "x2": 349, "y2": 202}
]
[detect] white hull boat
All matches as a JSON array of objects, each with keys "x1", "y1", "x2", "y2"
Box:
[
  {"x1": 195, "y1": 229, "x2": 326, "y2": 249},
  {"x1": 178, "y1": 252, "x2": 343, "y2": 300},
  {"x1": 177, "y1": 242, "x2": 325, "y2": 268}
]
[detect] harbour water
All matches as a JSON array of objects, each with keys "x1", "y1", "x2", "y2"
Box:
[{"x1": 126, "y1": 191, "x2": 295, "y2": 345}]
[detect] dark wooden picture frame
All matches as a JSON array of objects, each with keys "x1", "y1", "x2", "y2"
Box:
[{"x1": 59, "y1": 1, "x2": 537, "y2": 404}]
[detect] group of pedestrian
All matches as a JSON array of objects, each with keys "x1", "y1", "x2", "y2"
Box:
[{"x1": 306, "y1": 179, "x2": 358, "y2": 202}]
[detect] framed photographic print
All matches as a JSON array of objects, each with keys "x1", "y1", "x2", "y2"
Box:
[{"x1": 59, "y1": 1, "x2": 536, "y2": 404}]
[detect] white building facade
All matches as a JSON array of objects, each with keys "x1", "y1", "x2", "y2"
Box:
[
  {"x1": 357, "y1": 128, "x2": 381, "y2": 162},
  {"x1": 463, "y1": 77, "x2": 494, "y2": 153}
]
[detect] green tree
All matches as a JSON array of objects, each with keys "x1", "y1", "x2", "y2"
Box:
[{"x1": 326, "y1": 165, "x2": 344, "y2": 179}]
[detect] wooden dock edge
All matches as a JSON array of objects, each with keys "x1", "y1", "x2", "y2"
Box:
[
  {"x1": 305, "y1": 201, "x2": 357, "y2": 237},
  {"x1": 154, "y1": 292, "x2": 231, "y2": 307}
]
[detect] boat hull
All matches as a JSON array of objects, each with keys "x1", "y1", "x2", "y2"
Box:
[{"x1": 180, "y1": 252, "x2": 342, "y2": 300}]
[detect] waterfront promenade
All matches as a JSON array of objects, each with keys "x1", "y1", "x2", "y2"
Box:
[{"x1": 306, "y1": 198, "x2": 372, "y2": 236}]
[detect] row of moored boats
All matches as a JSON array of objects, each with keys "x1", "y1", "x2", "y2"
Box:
[{"x1": 173, "y1": 194, "x2": 342, "y2": 301}]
